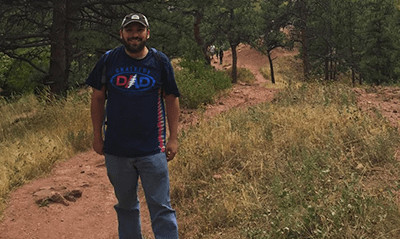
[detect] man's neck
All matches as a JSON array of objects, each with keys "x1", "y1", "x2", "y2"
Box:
[{"x1": 125, "y1": 46, "x2": 149, "y2": 60}]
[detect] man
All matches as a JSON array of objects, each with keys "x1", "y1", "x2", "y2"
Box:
[{"x1": 86, "y1": 12, "x2": 180, "y2": 239}]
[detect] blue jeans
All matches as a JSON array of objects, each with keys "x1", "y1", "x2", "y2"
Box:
[{"x1": 105, "y1": 153, "x2": 179, "y2": 239}]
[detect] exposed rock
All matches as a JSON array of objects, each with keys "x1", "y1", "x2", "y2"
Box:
[{"x1": 33, "y1": 187, "x2": 83, "y2": 207}]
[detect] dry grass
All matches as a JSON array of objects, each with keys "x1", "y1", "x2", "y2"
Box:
[
  {"x1": 260, "y1": 55, "x2": 304, "y2": 89},
  {"x1": 0, "y1": 89, "x2": 92, "y2": 213},
  {"x1": 225, "y1": 67, "x2": 257, "y2": 84},
  {"x1": 171, "y1": 83, "x2": 400, "y2": 238}
]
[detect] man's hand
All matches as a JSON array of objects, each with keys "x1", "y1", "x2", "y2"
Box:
[
  {"x1": 166, "y1": 138, "x2": 178, "y2": 161},
  {"x1": 164, "y1": 94, "x2": 180, "y2": 162},
  {"x1": 90, "y1": 87, "x2": 106, "y2": 155},
  {"x1": 93, "y1": 136, "x2": 104, "y2": 155}
]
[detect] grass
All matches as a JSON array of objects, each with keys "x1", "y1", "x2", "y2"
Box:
[
  {"x1": 170, "y1": 82, "x2": 400, "y2": 238},
  {"x1": 0, "y1": 89, "x2": 92, "y2": 212},
  {"x1": 260, "y1": 55, "x2": 303, "y2": 89},
  {"x1": 225, "y1": 67, "x2": 257, "y2": 84}
]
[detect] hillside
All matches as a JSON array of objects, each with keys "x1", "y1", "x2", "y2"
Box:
[{"x1": 0, "y1": 44, "x2": 399, "y2": 239}]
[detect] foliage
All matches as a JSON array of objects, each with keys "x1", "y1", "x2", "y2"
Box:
[
  {"x1": 0, "y1": 51, "x2": 49, "y2": 96},
  {"x1": 0, "y1": 0, "x2": 197, "y2": 96},
  {"x1": 0, "y1": 54, "x2": 12, "y2": 92},
  {"x1": 1, "y1": 0, "x2": 400, "y2": 96},
  {"x1": 253, "y1": 0, "x2": 291, "y2": 53},
  {"x1": 358, "y1": 0, "x2": 400, "y2": 85},
  {"x1": 212, "y1": 0, "x2": 259, "y2": 82},
  {"x1": 175, "y1": 60, "x2": 231, "y2": 108},
  {"x1": 288, "y1": 0, "x2": 400, "y2": 84},
  {"x1": 251, "y1": 0, "x2": 293, "y2": 84}
]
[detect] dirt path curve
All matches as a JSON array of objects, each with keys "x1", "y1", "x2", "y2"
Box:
[
  {"x1": 1, "y1": 44, "x2": 398, "y2": 239},
  {"x1": 180, "y1": 44, "x2": 282, "y2": 129}
]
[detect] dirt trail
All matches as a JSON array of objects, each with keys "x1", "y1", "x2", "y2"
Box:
[
  {"x1": 0, "y1": 44, "x2": 399, "y2": 239},
  {"x1": 180, "y1": 44, "x2": 281, "y2": 129}
]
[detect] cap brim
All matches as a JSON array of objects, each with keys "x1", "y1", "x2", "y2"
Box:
[{"x1": 122, "y1": 20, "x2": 147, "y2": 28}]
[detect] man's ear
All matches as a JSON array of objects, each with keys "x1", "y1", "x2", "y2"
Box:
[{"x1": 147, "y1": 29, "x2": 150, "y2": 39}]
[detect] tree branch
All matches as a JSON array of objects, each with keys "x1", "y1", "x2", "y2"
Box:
[{"x1": 3, "y1": 52, "x2": 47, "y2": 74}]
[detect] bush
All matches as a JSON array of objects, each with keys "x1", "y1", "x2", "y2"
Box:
[{"x1": 175, "y1": 60, "x2": 231, "y2": 108}]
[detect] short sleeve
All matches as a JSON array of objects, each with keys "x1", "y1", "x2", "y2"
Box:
[{"x1": 86, "y1": 54, "x2": 108, "y2": 90}]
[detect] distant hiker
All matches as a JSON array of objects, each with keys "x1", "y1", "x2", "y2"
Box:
[
  {"x1": 86, "y1": 12, "x2": 180, "y2": 239},
  {"x1": 209, "y1": 44, "x2": 216, "y2": 59},
  {"x1": 219, "y1": 48, "x2": 224, "y2": 64}
]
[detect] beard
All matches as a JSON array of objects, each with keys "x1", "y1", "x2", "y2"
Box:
[{"x1": 121, "y1": 36, "x2": 147, "y2": 54}]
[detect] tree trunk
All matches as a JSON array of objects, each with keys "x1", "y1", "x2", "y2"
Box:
[
  {"x1": 324, "y1": 56, "x2": 329, "y2": 81},
  {"x1": 230, "y1": 44, "x2": 238, "y2": 83},
  {"x1": 267, "y1": 50, "x2": 275, "y2": 84},
  {"x1": 298, "y1": 0, "x2": 310, "y2": 81},
  {"x1": 48, "y1": 0, "x2": 68, "y2": 96},
  {"x1": 332, "y1": 59, "x2": 337, "y2": 81},
  {"x1": 193, "y1": 11, "x2": 210, "y2": 65},
  {"x1": 64, "y1": 0, "x2": 81, "y2": 87}
]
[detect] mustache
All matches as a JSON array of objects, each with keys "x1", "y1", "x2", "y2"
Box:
[{"x1": 127, "y1": 37, "x2": 142, "y2": 41}]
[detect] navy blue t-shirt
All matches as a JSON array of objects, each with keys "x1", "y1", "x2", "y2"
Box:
[{"x1": 86, "y1": 46, "x2": 180, "y2": 157}]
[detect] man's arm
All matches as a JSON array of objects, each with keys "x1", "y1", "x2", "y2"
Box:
[
  {"x1": 164, "y1": 94, "x2": 180, "y2": 161},
  {"x1": 90, "y1": 86, "x2": 106, "y2": 155}
]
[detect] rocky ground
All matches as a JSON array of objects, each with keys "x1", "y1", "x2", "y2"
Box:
[{"x1": 0, "y1": 44, "x2": 399, "y2": 239}]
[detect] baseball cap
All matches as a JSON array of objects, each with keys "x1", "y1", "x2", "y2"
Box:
[{"x1": 121, "y1": 13, "x2": 149, "y2": 28}]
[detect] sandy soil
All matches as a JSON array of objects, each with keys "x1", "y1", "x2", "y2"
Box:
[
  {"x1": 354, "y1": 87, "x2": 400, "y2": 129},
  {"x1": 0, "y1": 44, "x2": 399, "y2": 239}
]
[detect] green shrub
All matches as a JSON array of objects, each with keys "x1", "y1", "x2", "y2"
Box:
[{"x1": 175, "y1": 60, "x2": 231, "y2": 108}]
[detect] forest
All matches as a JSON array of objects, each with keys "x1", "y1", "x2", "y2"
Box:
[{"x1": 0, "y1": 0, "x2": 400, "y2": 97}]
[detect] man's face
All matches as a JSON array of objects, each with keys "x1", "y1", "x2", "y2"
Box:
[{"x1": 120, "y1": 22, "x2": 149, "y2": 54}]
